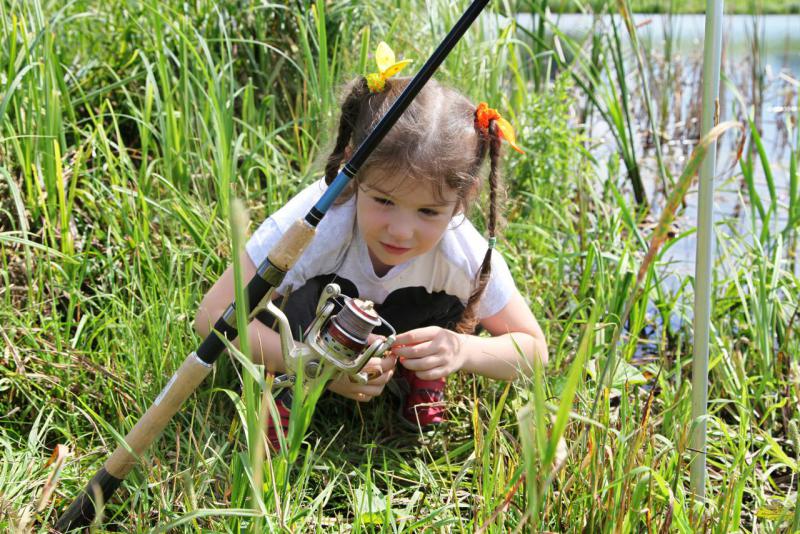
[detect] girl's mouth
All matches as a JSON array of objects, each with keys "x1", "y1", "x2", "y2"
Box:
[{"x1": 381, "y1": 242, "x2": 412, "y2": 255}]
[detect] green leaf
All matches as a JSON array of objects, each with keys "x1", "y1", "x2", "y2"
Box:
[
  {"x1": 587, "y1": 357, "x2": 646, "y2": 387},
  {"x1": 755, "y1": 503, "x2": 793, "y2": 520},
  {"x1": 354, "y1": 487, "x2": 386, "y2": 525}
]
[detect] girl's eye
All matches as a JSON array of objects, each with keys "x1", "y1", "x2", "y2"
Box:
[
  {"x1": 373, "y1": 196, "x2": 393, "y2": 206},
  {"x1": 419, "y1": 208, "x2": 440, "y2": 217}
]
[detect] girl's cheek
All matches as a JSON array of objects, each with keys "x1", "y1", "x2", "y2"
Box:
[{"x1": 426, "y1": 221, "x2": 449, "y2": 241}]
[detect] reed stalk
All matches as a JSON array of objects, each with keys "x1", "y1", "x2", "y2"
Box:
[{"x1": 689, "y1": 0, "x2": 724, "y2": 506}]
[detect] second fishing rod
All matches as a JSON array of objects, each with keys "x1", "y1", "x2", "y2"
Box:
[{"x1": 56, "y1": 0, "x2": 491, "y2": 531}]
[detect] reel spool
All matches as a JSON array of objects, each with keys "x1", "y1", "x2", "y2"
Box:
[{"x1": 319, "y1": 297, "x2": 382, "y2": 366}]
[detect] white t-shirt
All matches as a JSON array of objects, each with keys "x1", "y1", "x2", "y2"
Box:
[{"x1": 245, "y1": 179, "x2": 516, "y2": 334}]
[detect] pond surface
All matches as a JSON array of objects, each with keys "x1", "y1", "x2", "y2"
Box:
[{"x1": 519, "y1": 13, "x2": 800, "y2": 280}]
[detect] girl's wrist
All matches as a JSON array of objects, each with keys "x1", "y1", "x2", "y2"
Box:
[
  {"x1": 455, "y1": 331, "x2": 475, "y2": 374},
  {"x1": 455, "y1": 331, "x2": 539, "y2": 380}
]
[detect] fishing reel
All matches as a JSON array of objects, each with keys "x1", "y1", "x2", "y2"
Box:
[{"x1": 259, "y1": 283, "x2": 396, "y2": 391}]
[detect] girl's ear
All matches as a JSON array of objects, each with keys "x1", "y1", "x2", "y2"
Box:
[
  {"x1": 455, "y1": 183, "x2": 480, "y2": 215},
  {"x1": 343, "y1": 145, "x2": 353, "y2": 160}
]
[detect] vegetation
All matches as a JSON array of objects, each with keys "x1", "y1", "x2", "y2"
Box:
[
  {"x1": 547, "y1": 0, "x2": 800, "y2": 14},
  {"x1": 1, "y1": 0, "x2": 798, "y2": 532}
]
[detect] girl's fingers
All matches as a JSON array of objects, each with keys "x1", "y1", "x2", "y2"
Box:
[
  {"x1": 353, "y1": 384, "x2": 384, "y2": 399},
  {"x1": 394, "y1": 326, "x2": 440, "y2": 346},
  {"x1": 360, "y1": 357, "x2": 385, "y2": 377},
  {"x1": 415, "y1": 368, "x2": 445, "y2": 381},
  {"x1": 348, "y1": 391, "x2": 370, "y2": 402},
  {"x1": 398, "y1": 355, "x2": 440, "y2": 372},
  {"x1": 366, "y1": 333, "x2": 386, "y2": 345},
  {"x1": 380, "y1": 354, "x2": 398, "y2": 372},
  {"x1": 330, "y1": 354, "x2": 398, "y2": 400},
  {"x1": 366, "y1": 369, "x2": 394, "y2": 385},
  {"x1": 393, "y1": 341, "x2": 433, "y2": 360},
  {"x1": 360, "y1": 385, "x2": 383, "y2": 397},
  {"x1": 368, "y1": 355, "x2": 397, "y2": 371}
]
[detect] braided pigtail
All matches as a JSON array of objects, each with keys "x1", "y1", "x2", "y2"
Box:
[
  {"x1": 325, "y1": 77, "x2": 369, "y2": 185},
  {"x1": 455, "y1": 121, "x2": 503, "y2": 334}
]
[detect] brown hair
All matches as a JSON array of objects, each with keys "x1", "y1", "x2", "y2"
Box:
[{"x1": 324, "y1": 77, "x2": 506, "y2": 334}]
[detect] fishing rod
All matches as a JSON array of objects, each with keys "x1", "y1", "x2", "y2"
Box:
[{"x1": 56, "y1": 0, "x2": 491, "y2": 530}]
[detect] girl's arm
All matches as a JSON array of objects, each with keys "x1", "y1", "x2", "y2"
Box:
[
  {"x1": 463, "y1": 291, "x2": 547, "y2": 379},
  {"x1": 193, "y1": 249, "x2": 286, "y2": 372},
  {"x1": 392, "y1": 291, "x2": 547, "y2": 381}
]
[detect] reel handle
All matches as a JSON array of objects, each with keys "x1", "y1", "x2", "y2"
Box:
[{"x1": 347, "y1": 336, "x2": 397, "y2": 384}]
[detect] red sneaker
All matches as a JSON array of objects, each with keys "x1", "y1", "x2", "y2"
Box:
[
  {"x1": 266, "y1": 389, "x2": 292, "y2": 450},
  {"x1": 399, "y1": 367, "x2": 446, "y2": 430}
]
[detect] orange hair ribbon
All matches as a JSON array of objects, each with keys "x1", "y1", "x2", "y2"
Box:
[{"x1": 475, "y1": 102, "x2": 524, "y2": 154}]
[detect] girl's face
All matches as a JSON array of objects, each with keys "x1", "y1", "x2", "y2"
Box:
[{"x1": 356, "y1": 175, "x2": 459, "y2": 277}]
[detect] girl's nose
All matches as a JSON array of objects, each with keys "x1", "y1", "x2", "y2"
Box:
[{"x1": 386, "y1": 213, "x2": 414, "y2": 242}]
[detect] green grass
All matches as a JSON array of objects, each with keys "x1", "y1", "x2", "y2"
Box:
[{"x1": 1, "y1": 0, "x2": 798, "y2": 532}]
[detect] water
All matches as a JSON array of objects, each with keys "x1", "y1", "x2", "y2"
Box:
[
  {"x1": 520, "y1": 13, "x2": 800, "y2": 70},
  {"x1": 518, "y1": 13, "x2": 799, "y2": 279}
]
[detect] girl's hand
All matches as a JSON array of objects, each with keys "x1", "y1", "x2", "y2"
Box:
[
  {"x1": 393, "y1": 326, "x2": 466, "y2": 380},
  {"x1": 327, "y1": 335, "x2": 397, "y2": 402}
]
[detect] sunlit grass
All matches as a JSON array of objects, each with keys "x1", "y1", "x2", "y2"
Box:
[{"x1": 1, "y1": 0, "x2": 798, "y2": 532}]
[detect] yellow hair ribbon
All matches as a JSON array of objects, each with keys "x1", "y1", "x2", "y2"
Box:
[{"x1": 366, "y1": 41, "x2": 413, "y2": 93}]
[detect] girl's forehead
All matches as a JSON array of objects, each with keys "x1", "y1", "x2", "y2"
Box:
[{"x1": 361, "y1": 176, "x2": 458, "y2": 205}]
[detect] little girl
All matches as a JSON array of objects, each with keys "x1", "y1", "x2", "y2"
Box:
[{"x1": 194, "y1": 74, "x2": 547, "y2": 437}]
